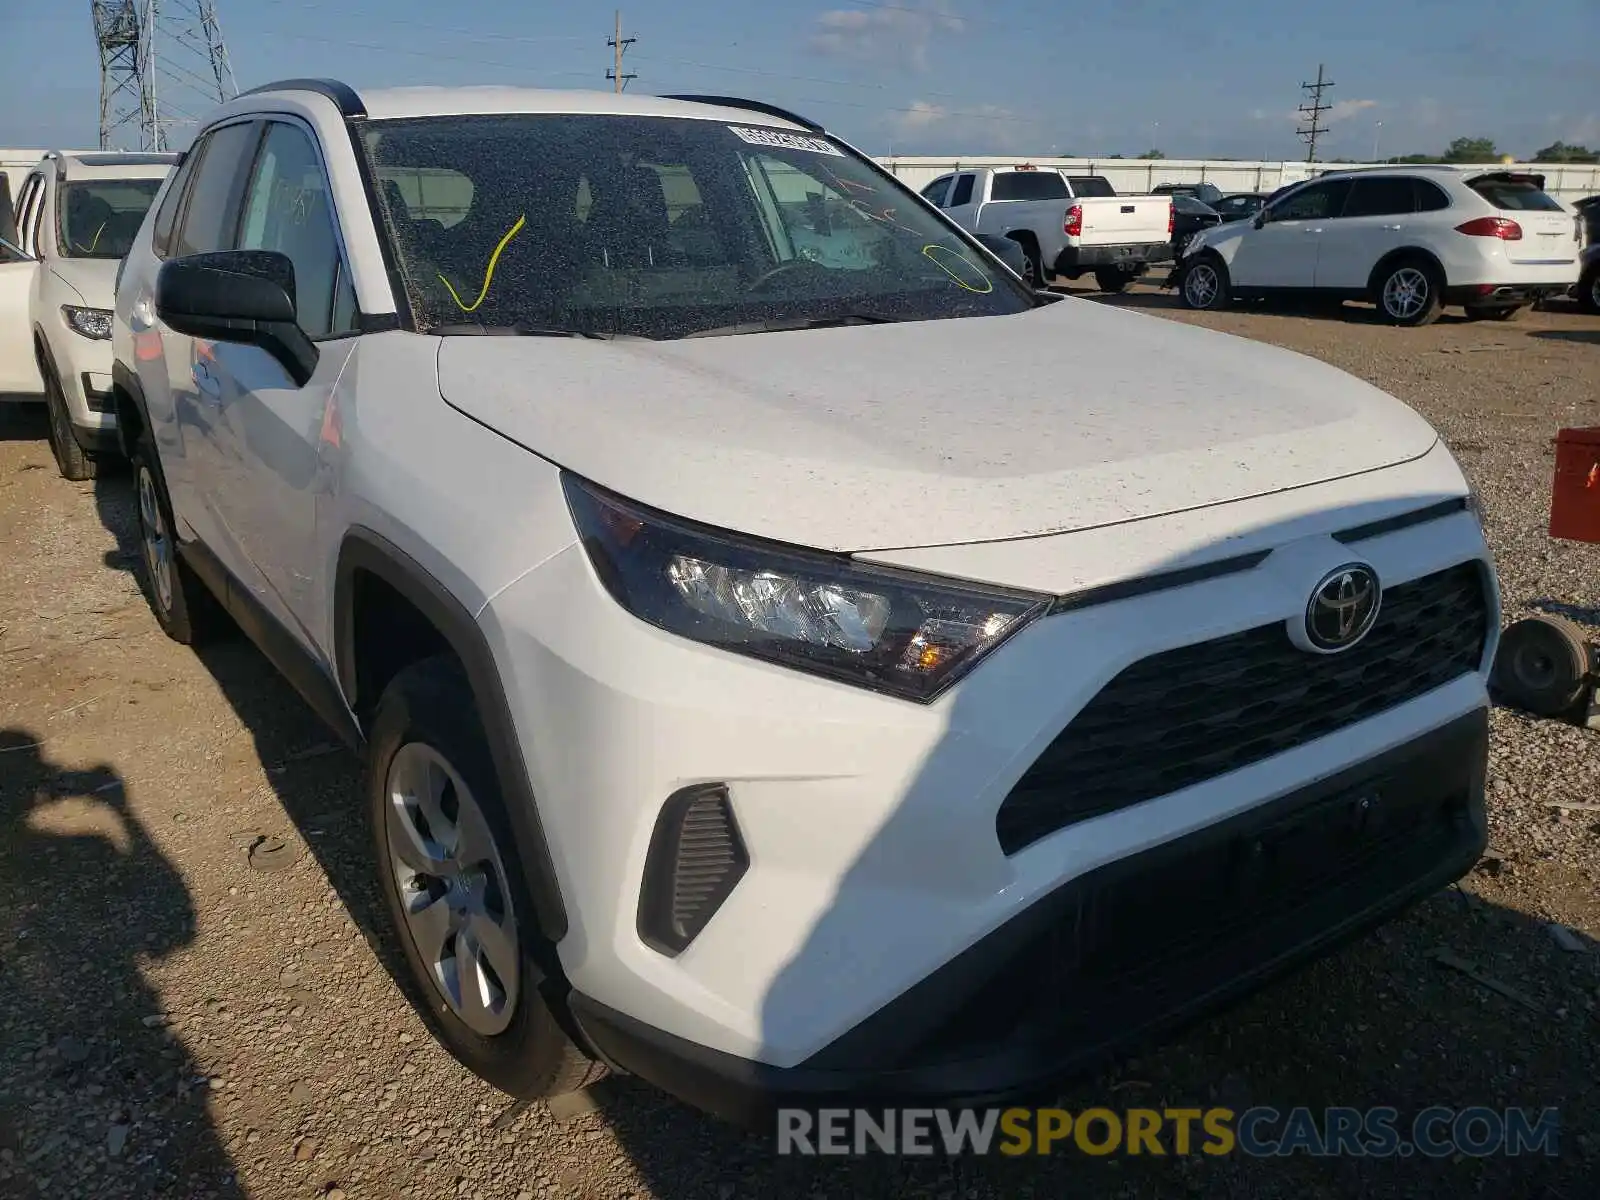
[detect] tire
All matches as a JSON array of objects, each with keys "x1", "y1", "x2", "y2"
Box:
[
  {"x1": 1464, "y1": 304, "x2": 1523, "y2": 322},
  {"x1": 1179, "y1": 254, "x2": 1230, "y2": 310},
  {"x1": 1094, "y1": 266, "x2": 1132, "y2": 293},
  {"x1": 42, "y1": 356, "x2": 98, "y2": 482},
  {"x1": 1374, "y1": 257, "x2": 1443, "y2": 327},
  {"x1": 1578, "y1": 268, "x2": 1600, "y2": 315},
  {"x1": 367, "y1": 656, "x2": 604, "y2": 1099},
  {"x1": 130, "y1": 436, "x2": 229, "y2": 645},
  {"x1": 1493, "y1": 615, "x2": 1592, "y2": 718},
  {"x1": 1016, "y1": 238, "x2": 1045, "y2": 289}
]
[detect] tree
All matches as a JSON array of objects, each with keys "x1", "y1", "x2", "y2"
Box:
[
  {"x1": 1390, "y1": 152, "x2": 1445, "y2": 164},
  {"x1": 1137, "y1": 149, "x2": 1166, "y2": 160},
  {"x1": 1533, "y1": 141, "x2": 1599, "y2": 163},
  {"x1": 1445, "y1": 136, "x2": 1498, "y2": 162}
]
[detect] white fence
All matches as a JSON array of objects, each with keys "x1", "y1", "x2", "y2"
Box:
[{"x1": 874, "y1": 156, "x2": 1600, "y2": 204}]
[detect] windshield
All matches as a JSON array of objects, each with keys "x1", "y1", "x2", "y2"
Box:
[
  {"x1": 57, "y1": 178, "x2": 164, "y2": 259},
  {"x1": 362, "y1": 114, "x2": 1033, "y2": 339}
]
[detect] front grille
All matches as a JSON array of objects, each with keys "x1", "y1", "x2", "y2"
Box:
[{"x1": 995, "y1": 562, "x2": 1489, "y2": 855}]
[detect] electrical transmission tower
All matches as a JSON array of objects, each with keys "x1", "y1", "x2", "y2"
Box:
[
  {"x1": 607, "y1": 10, "x2": 636, "y2": 93},
  {"x1": 93, "y1": 1, "x2": 237, "y2": 151},
  {"x1": 1296, "y1": 63, "x2": 1335, "y2": 164}
]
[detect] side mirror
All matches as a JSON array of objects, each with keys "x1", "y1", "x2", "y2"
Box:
[
  {"x1": 1252, "y1": 211, "x2": 1269, "y2": 230},
  {"x1": 156, "y1": 250, "x2": 319, "y2": 387},
  {"x1": 0, "y1": 237, "x2": 34, "y2": 265}
]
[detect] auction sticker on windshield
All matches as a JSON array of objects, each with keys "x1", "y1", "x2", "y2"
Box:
[{"x1": 727, "y1": 125, "x2": 844, "y2": 156}]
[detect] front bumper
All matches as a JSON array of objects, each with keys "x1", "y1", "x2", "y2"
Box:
[
  {"x1": 1053, "y1": 241, "x2": 1169, "y2": 273},
  {"x1": 572, "y1": 707, "x2": 1487, "y2": 1125}
]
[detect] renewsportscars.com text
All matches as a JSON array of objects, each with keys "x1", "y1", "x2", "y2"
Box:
[{"x1": 775, "y1": 1106, "x2": 1560, "y2": 1158}]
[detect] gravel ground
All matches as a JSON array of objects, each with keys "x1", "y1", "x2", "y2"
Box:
[{"x1": 2, "y1": 286, "x2": 1598, "y2": 1199}]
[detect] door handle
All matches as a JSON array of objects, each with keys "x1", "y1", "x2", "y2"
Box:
[
  {"x1": 1305, "y1": 227, "x2": 1322, "y2": 234},
  {"x1": 1381, "y1": 224, "x2": 1403, "y2": 231}
]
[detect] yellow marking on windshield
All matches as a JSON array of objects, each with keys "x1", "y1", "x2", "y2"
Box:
[
  {"x1": 922, "y1": 244, "x2": 994, "y2": 293},
  {"x1": 438, "y1": 214, "x2": 526, "y2": 313}
]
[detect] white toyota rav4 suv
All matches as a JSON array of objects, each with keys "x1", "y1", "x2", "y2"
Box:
[
  {"x1": 112, "y1": 80, "x2": 1499, "y2": 1124},
  {"x1": 1172, "y1": 164, "x2": 1582, "y2": 326},
  {"x1": 0, "y1": 150, "x2": 177, "y2": 478}
]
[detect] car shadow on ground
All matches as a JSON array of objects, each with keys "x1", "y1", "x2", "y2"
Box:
[
  {"x1": 0, "y1": 401, "x2": 46, "y2": 442},
  {"x1": 80, "y1": 470, "x2": 1600, "y2": 1199},
  {"x1": 1531, "y1": 330, "x2": 1600, "y2": 346},
  {"x1": 0, "y1": 729, "x2": 245, "y2": 1199},
  {"x1": 1086, "y1": 287, "x2": 1484, "y2": 328}
]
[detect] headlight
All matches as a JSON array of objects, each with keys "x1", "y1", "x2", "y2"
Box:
[
  {"x1": 562, "y1": 474, "x2": 1050, "y2": 702},
  {"x1": 63, "y1": 305, "x2": 113, "y2": 341}
]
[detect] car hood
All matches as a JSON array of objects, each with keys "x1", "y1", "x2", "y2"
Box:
[
  {"x1": 435, "y1": 298, "x2": 1439, "y2": 552},
  {"x1": 46, "y1": 257, "x2": 119, "y2": 307}
]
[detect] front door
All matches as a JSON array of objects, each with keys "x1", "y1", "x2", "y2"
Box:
[
  {"x1": 1229, "y1": 179, "x2": 1351, "y2": 290},
  {"x1": 205, "y1": 118, "x2": 361, "y2": 650},
  {"x1": 0, "y1": 174, "x2": 44, "y2": 397}
]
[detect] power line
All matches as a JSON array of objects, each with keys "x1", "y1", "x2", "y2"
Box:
[
  {"x1": 1296, "y1": 63, "x2": 1334, "y2": 164},
  {"x1": 607, "y1": 10, "x2": 636, "y2": 93}
]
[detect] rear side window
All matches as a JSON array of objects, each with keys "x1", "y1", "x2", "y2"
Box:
[
  {"x1": 172, "y1": 120, "x2": 259, "y2": 258},
  {"x1": 1469, "y1": 176, "x2": 1563, "y2": 212},
  {"x1": 1340, "y1": 177, "x2": 1416, "y2": 218},
  {"x1": 151, "y1": 151, "x2": 199, "y2": 258},
  {"x1": 949, "y1": 173, "x2": 975, "y2": 206},
  {"x1": 1066, "y1": 176, "x2": 1115, "y2": 197},
  {"x1": 1413, "y1": 180, "x2": 1451, "y2": 212},
  {"x1": 991, "y1": 171, "x2": 1068, "y2": 201}
]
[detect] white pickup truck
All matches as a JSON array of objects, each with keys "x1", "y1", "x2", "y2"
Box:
[{"x1": 920, "y1": 166, "x2": 1173, "y2": 291}]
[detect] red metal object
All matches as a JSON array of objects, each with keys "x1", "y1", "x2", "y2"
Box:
[{"x1": 1549, "y1": 426, "x2": 1600, "y2": 543}]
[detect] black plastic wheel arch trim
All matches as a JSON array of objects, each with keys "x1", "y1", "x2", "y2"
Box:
[{"x1": 334, "y1": 527, "x2": 569, "y2": 943}]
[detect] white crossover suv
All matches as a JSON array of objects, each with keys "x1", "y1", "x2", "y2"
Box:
[
  {"x1": 1171, "y1": 164, "x2": 1582, "y2": 326},
  {"x1": 0, "y1": 150, "x2": 177, "y2": 477},
  {"x1": 112, "y1": 80, "x2": 1499, "y2": 1125}
]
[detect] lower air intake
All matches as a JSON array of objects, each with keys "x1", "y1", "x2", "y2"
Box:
[{"x1": 637, "y1": 784, "x2": 749, "y2": 957}]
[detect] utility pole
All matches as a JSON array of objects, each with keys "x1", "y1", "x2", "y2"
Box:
[
  {"x1": 1296, "y1": 63, "x2": 1334, "y2": 164},
  {"x1": 607, "y1": 10, "x2": 636, "y2": 93}
]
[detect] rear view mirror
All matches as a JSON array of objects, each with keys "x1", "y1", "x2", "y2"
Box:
[{"x1": 156, "y1": 249, "x2": 319, "y2": 386}]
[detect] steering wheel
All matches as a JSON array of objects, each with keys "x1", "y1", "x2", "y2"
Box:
[{"x1": 746, "y1": 257, "x2": 825, "y2": 293}]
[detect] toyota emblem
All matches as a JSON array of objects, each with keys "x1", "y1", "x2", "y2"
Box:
[{"x1": 1305, "y1": 564, "x2": 1381, "y2": 652}]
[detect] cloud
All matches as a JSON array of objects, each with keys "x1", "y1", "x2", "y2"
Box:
[
  {"x1": 883, "y1": 98, "x2": 1029, "y2": 154},
  {"x1": 1275, "y1": 97, "x2": 1380, "y2": 125},
  {"x1": 808, "y1": 2, "x2": 965, "y2": 72}
]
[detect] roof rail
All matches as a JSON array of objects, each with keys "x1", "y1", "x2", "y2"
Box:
[
  {"x1": 238, "y1": 78, "x2": 366, "y2": 118},
  {"x1": 662, "y1": 94, "x2": 823, "y2": 133}
]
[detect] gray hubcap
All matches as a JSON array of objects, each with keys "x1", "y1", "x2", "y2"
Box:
[
  {"x1": 385, "y1": 742, "x2": 520, "y2": 1036},
  {"x1": 1184, "y1": 262, "x2": 1219, "y2": 308},
  {"x1": 1383, "y1": 267, "x2": 1429, "y2": 319},
  {"x1": 1591, "y1": 275, "x2": 1600, "y2": 310},
  {"x1": 136, "y1": 466, "x2": 174, "y2": 614}
]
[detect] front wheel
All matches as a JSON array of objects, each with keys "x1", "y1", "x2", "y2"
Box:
[
  {"x1": 368, "y1": 656, "x2": 605, "y2": 1099},
  {"x1": 1179, "y1": 255, "x2": 1230, "y2": 310},
  {"x1": 42, "y1": 361, "x2": 98, "y2": 482},
  {"x1": 1375, "y1": 259, "x2": 1443, "y2": 326}
]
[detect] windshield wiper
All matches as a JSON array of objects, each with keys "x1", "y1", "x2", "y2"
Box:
[
  {"x1": 434, "y1": 323, "x2": 622, "y2": 340},
  {"x1": 681, "y1": 313, "x2": 903, "y2": 339}
]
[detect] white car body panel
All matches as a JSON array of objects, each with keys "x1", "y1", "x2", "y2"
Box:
[{"x1": 436, "y1": 298, "x2": 1438, "y2": 551}]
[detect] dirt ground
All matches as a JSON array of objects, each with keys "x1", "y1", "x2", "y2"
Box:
[{"x1": 2, "y1": 286, "x2": 1599, "y2": 1200}]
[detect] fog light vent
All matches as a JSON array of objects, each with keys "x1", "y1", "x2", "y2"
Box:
[{"x1": 638, "y1": 784, "x2": 748, "y2": 957}]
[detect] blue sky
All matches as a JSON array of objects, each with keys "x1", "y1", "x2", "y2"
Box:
[{"x1": 4, "y1": 0, "x2": 1595, "y2": 160}]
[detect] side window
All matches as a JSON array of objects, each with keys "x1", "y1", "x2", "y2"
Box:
[
  {"x1": 1340, "y1": 177, "x2": 1417, "y2": 218},
  {"x1": 1269, "y1": 180, "x2": 1351, "y2": 221},
  {"x1": 920, "y1": 175, "x2": 953, "y2": 207},
  {"x1": 172, "y1": 120, "x2": 259, "y2": 258},
  {"x1": 949, "y1": 174, "x2": 975, "y2": 207},
  {"x1": 1413, "y1": 179, "x2": 1451, "y2": 212},
  {"x1": 151, "y1": 148, "x2": 200, "y2": 259},
  {"x1": 236, "y1": 120, "x2": 353, "y2": 338}
]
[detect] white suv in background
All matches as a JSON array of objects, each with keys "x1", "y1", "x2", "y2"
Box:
[
  {"x1": 1172, "y1": 165, "x2": 1582, "y2": 326},
  {"x1": 0, "y1": 150, "x2": 177, "y2": 477},
  {"x1": 113, "y1": 80, "x2": 1498, "y2": 1126}
]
